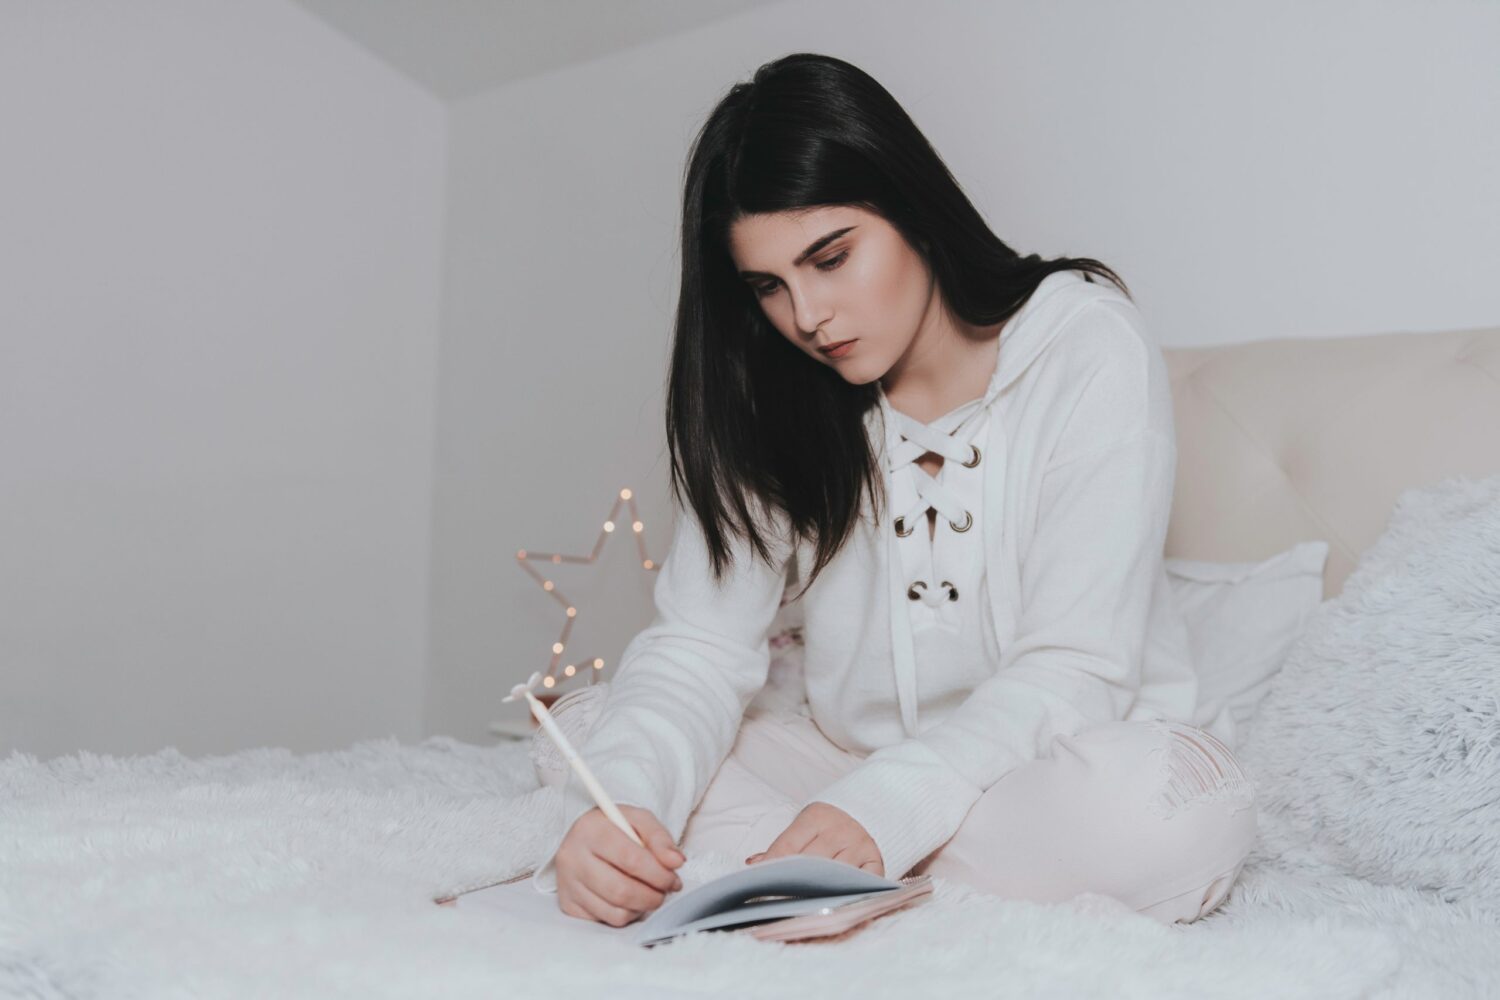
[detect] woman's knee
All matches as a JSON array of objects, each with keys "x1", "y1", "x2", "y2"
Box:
[
  {"x1": 1072, "y1": 718, "x2": 1258, "y2": 866},
  {"x1": 1115, "y1": 718, "x2": 1259, "y2": 922},
  {"x1": 920, "y1": 718, "x2": 1258, "y2": 922},
  {"x1": 1138, "y1": 719, "x2": 1259, "y2": 861}
]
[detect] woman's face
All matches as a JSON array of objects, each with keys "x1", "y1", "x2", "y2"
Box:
[{"x1": 727, "y1": 204, "x2": 935, "y2": 385}]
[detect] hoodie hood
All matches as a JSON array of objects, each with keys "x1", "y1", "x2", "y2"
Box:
[
  {"x1": 863, "y1": 269, "x2": 1099, "y2": 737},
  {"x1": 868, "y1": 270, "x2": 1093, "y2": 458}
]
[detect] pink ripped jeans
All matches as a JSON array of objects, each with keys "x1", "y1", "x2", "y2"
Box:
[{"x1": 536, "y1": 689, "x2": 1259, "y2": 925}]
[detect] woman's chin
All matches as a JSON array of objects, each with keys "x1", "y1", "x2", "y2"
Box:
[
  {"x1": 837, "y1": 366, "x2": 883, "y2": 386},
  {"x1": 813, "y1": 351, "x2": 882, "y2": 385}
]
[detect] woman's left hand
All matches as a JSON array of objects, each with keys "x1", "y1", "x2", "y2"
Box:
[{"x1": 745, "y1": 802, "x2": 884, "y2": 875}]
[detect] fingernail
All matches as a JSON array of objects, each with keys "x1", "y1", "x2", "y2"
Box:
[{"x1": 673, "y1": 875, "x2": 683, "y2": 890}]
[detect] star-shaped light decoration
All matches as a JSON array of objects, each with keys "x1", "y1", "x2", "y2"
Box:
[{"x1": 514, "y1": 487, "x2": 660, "y2": 697}]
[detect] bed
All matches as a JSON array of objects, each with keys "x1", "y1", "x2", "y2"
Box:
[
  {"x1": 1164, "y1": 324, "x2": 1500, "y2": 596},
  {"x1": 5, "y1": 323, "x2": 1499, "y2": 998}
]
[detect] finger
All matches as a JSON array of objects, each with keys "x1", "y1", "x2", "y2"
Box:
[
  {"x1": 756, "y1": 832, "x2": 787, "y2": 860},
  {"x1": 595, "y1": 831, "x2": 681, "y2": 895},
  {"x1": 760, "y1": 837, "x2": 794, "y2": 861},
  {"x1": 571, "y1": 877, "x2": 639, "y2": 928},
  {"x1": 584, "y1": 853, "x2": 667, "y2": 914},
  {"x1": 624, "y1": 809, "x2": 686, "y2": 869},
  {"x1": 833, "y1": 844, "x2": 881, "y2": 873},
  {"x1": 557, "y1": 885, "x2": 592, "y2": 921},
  {"x1": 763, "y1": 819, "x2": 818, "y2": 860},
  {"x1": 832, "y1": 841, "x2": 875, "y2": 863},
  {"x1": 799, "y1": 832, "x2": 841, "y2": 860}
]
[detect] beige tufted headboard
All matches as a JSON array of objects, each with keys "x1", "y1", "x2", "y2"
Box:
[{"x1": 1162, "y1": 325, "x2": 1500, "y2": 600}]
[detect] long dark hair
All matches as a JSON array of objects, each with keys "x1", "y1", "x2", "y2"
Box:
[{"x1": 667, "y1": 52, "x2": 1129, "y2": 595}]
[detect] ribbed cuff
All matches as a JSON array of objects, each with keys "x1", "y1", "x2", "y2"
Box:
[{"x1": 806, "y1": 745, "x2": 982, "y2": 881}]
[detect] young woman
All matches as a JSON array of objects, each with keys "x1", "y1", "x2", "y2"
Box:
[{"x1": 526, "y1": 53, "x2": 1256, "y2": 928}]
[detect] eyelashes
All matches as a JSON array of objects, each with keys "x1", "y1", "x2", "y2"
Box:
[{"x1": 751, "y1": 249, "x2": 849, "y2": 299}]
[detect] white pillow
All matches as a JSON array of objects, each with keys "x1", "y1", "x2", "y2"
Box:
[
  {"x1": 754, "y1": 541, "x2": 1330, "y2": 735},
  {"x1": 1166, "y1": 540, "x2": 1330, "y2": 743}
]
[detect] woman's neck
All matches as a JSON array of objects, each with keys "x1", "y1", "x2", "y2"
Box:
[{"x1": 880, "y1": 309, "x2": 1005, "y2": 424}]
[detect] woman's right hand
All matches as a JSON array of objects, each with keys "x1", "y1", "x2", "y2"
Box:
[{"x1": 554, "y1": 804, "x2": 686, "y2": 926}]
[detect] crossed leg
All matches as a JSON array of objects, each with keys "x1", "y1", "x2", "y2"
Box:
[{"x1": 677, "y1": 708, "x2": 1258, "y2": 924}]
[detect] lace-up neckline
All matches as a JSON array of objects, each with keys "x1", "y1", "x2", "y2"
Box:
[
  {"x1": 887, "y1": 397, "x2": 988, "y2": 539},
  {"x1": 885, "y1": 393, "x2": 993, "y2": 612}
]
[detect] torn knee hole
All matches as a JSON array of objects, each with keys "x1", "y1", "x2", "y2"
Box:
[{"x1": 1146, "y1": 721, "x2": 1256, "y2": 819}]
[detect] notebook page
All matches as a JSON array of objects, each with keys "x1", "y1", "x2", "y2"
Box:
[{"x1": 633, "y1": 855, "x2": 901, "y2": 945}]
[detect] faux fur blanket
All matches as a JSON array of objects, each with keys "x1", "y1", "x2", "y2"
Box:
[
  {"x1": 4, "y1": 733, "x2": 1498, "y2": 998},
  {"x1": 1241, "y1": 473, "x2": 1500, "y2": 912}
]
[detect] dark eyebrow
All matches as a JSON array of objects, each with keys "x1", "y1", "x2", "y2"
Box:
[{"x1": 737, "y1": 226, "x2": 857, "y2": 280}]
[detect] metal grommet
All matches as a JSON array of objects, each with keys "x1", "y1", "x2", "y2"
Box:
[
  {"x1": 906, "y1": 581, "x2": 926, "y2": 601},
  {"x1": 960, "y1": 444, "x2": 980, "y2": 468},
  {"x1": 948, "y1": 510, "x2": 973, "y2": 533},
  {"x1": 940, "y1": 580, "x2": 959, "y2": 601},
  {"x1": 894, "y1": 516, "x2": 914, "y2": 537}
]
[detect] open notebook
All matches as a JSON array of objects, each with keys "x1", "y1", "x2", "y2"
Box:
[{"x1": 437, "y1": 854, "x2": 933, "y2": 947}]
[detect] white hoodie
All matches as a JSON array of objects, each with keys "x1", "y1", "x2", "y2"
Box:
[{"x1": 530, "y1": 269, "x2": 1220, "y2": 891}]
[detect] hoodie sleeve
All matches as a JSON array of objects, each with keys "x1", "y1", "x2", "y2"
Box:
[
  {"x1": 809, "y1": 308, "x2": 1178, "y2": 880},
  {"x1": 530, "y1": 501, "x2": 793, "y2": 893}
]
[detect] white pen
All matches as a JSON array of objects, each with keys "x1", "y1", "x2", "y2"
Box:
[{"x1": 502, "y1": 671, "x2": 645, "y2": 848}]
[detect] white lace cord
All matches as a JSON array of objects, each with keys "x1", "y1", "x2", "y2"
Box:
[
  {"x1": 907, "y1": 580, "x2": 953, "y2": 608},
  {"x1": 888, "y1": 410, "x2": 980, "y2": 532},
  {"x1": 878, "y1": 395, "x2": 991, "y2": 737}
]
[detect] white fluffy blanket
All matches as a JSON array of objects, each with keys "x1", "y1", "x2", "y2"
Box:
[
  {"x1": 4, "y1": 733, "x2": 1499, "y2": 998},
  {"x1": 1240, "y1": 473, "x2": 1500, "y2": 912}
]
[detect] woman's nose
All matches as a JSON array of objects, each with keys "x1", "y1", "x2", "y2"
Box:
[{"x1": 787, "y1": 283, "x2": 831, "y2": 338}]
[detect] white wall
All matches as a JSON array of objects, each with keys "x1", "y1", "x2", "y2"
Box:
[
  {"x1": 0, "y1": 1, "x2": 446, "y2": 758},
  {"x1": 428, "y1": 0, "x2": 1500, "y2": 744},
  {"x1": 5, "y1": 2, "x2": 1491, "y2": 757}
]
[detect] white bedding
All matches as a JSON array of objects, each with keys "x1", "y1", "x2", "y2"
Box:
[{"x1": 4, "y1": 734, "x2": 1498, "y2": 999}]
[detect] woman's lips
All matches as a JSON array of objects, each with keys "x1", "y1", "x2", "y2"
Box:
[{"x1": 819, "y1": 339, "x2": 856, "y2": 359}]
